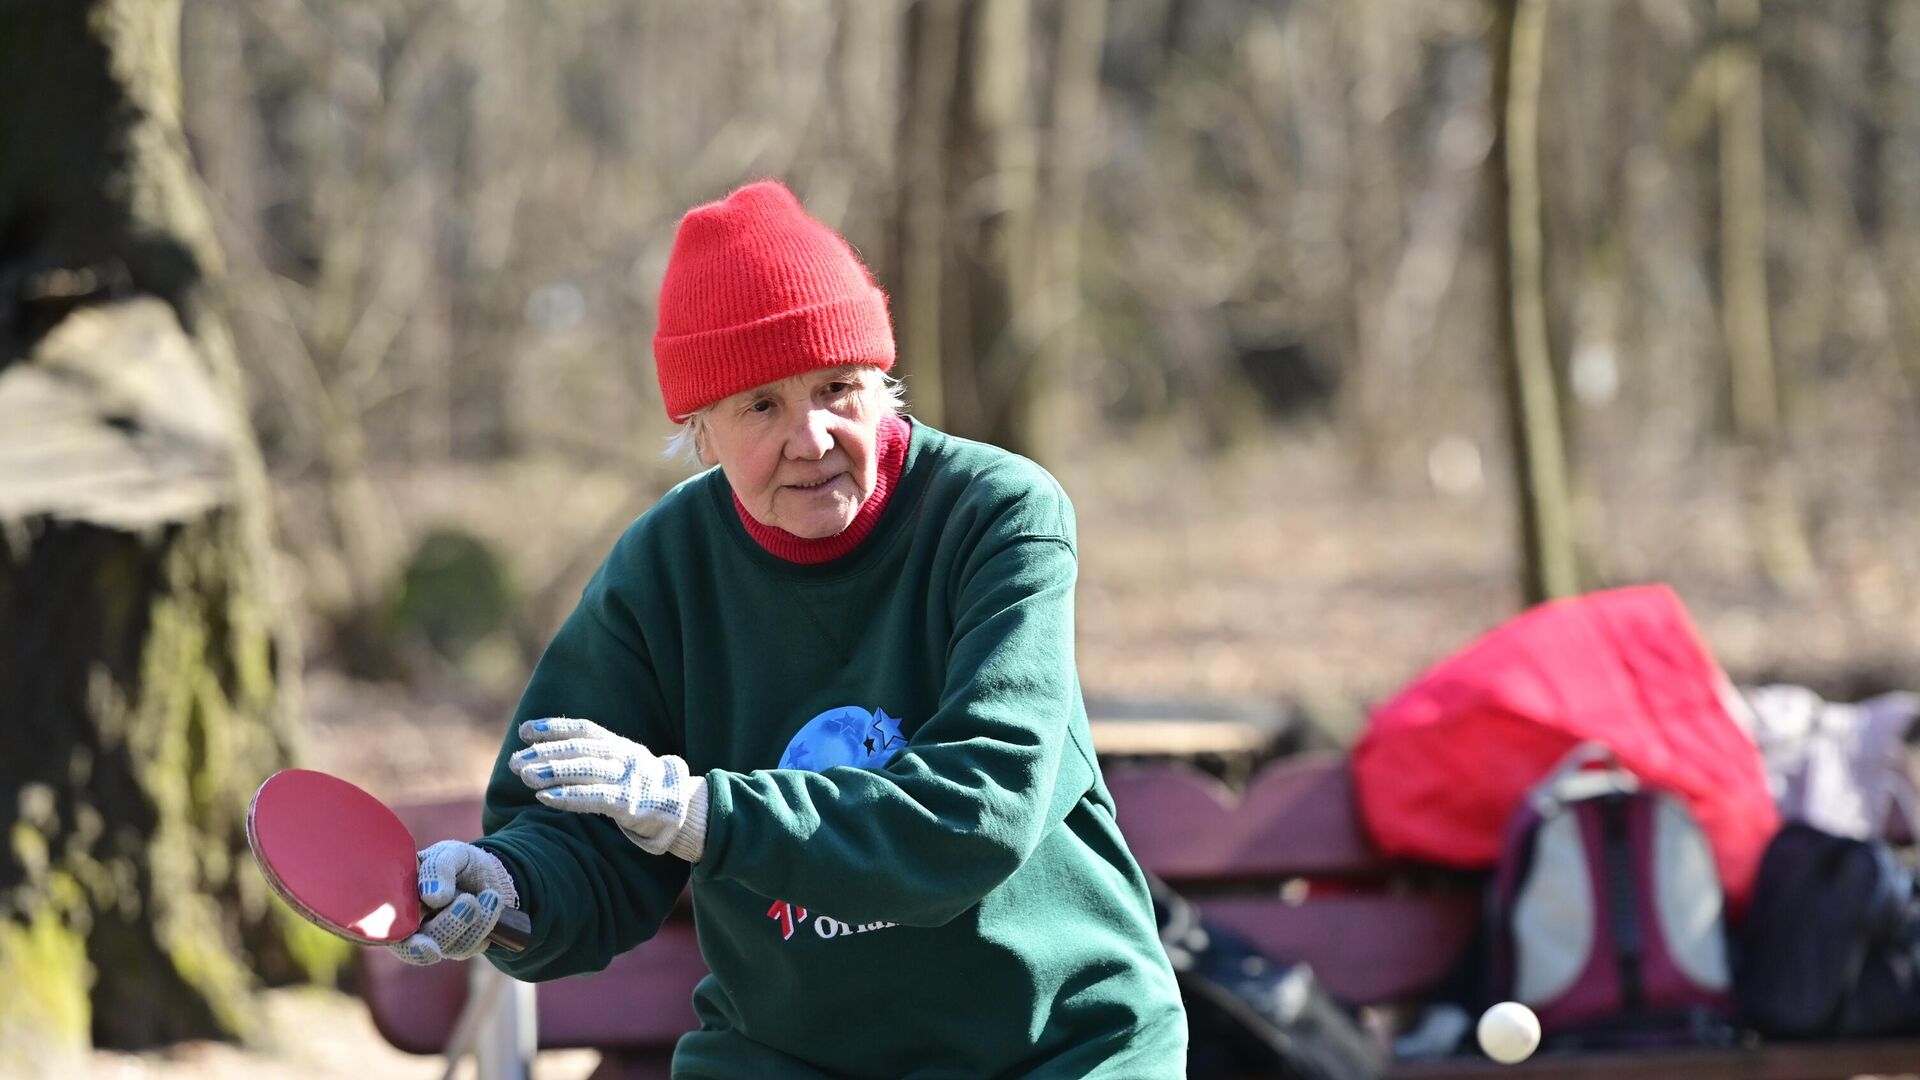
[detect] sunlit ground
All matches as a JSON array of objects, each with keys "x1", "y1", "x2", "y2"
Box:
[{"x1": 83, "y1": 987, "x2": 596, "y2": 1079}]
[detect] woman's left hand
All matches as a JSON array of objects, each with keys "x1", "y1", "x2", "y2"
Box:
[{"x1": 512, "y1": 717, "x2": 708, "y2": 861}]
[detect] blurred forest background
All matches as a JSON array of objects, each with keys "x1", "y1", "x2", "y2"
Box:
[{"x1": 3, "y1": 0, "x2": 1919, "y2": 1073}]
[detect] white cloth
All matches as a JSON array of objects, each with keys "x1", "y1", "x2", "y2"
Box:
[
  {"x1": 1733, "y1": 685, "x2": 1920, "y2": 841},
  {"x1": 513, "y1": 716, "x2": 709, "y2": 861}
]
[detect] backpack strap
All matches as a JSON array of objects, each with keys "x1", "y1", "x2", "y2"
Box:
[{"x1": 1599, "y1": 796, "x2": 1645, "y2": 1013}]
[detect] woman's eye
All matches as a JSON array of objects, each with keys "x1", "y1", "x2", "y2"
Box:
[{"x1": 747, "y1": 400, "x2": 773, "y2": 414}]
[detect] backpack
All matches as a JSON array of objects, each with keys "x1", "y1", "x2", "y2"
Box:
[
  {"x1": 1353, "y1": 586, "x2": 1778, "y2": 913},
  {"x1": 1149, "y1": 875, "x2": 1387, "y2": 1080},
  {"x1": 1488, "y1": 744, "x2": 1736, "y2": 1047},
  {"x1": 1737, "y1": 823, "x2": 1920, "y2": 1038}
]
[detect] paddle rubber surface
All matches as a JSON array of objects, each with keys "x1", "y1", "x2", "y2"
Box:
[{"x1": 248, "y1": 768, "x2": 423, "y2": 943}]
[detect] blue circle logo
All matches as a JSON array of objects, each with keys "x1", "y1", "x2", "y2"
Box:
[{"x1": 779, "y1": 706, "x2": 907, "y2": 772}]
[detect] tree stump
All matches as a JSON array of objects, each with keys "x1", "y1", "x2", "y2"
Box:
[{"x1": 0, "y1": 0, "x2": 320, "y2": 1066}]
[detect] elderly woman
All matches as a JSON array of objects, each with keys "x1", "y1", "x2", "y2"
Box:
[{"x1": 394, "y1": 180, "x2": 1187, "y2": 1078}]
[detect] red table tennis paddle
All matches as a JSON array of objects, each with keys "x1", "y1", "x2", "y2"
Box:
[{"x1": 247, "y1": 768, "x2": 531, "y2": 952}]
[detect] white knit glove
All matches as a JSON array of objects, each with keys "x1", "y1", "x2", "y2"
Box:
[
  {"x1": 513, "y1": 717, "x2": 709, "y2": 862},
  {"x1": 387, "y1": 840, "x2": 519, "y2": 966}
]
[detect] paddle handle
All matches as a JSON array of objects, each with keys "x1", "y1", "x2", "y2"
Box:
[{"x1": 487, "y1": 905, "x2": 532, "y2": 952}]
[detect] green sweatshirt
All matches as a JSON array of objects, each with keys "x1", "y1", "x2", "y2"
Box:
[{"x1": 474, "y1": 423, "x2": 1186, "y2": 1078}]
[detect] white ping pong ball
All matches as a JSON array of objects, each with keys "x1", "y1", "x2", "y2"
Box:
[{"x1": 1477, "y1": 1001, "x2": 1541, "y2": 1065}]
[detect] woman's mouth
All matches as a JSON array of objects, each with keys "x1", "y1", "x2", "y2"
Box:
[{"x1": 787, "y1": 473, "x2": 843, "y2": 492}]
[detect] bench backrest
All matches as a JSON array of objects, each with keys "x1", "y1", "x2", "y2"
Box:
[
  {"x1": 357, "y1": 753, "x2": 1481, "y2": 1056},
  {"x1": 1106, "y1": 753, "x2": 1480, "y2": 1006}
]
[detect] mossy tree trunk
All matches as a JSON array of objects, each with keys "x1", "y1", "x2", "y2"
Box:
[
  {"x1": 0, "y1": 0, "x2": 320, "y2": 1065},
  {"x1": 1488, "y1": 0, "x2": 1580, "y2": 605}
]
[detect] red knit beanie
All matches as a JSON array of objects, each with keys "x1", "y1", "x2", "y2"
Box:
[{"x1": 652, "y1": 180, "x2": 895, "y2": 420}]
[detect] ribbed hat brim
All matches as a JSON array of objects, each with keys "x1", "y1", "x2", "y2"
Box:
[{"x1": 652, "y1": 289, "x2": 895, "y2": 419}]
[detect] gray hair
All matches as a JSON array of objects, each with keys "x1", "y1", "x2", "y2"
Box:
[{"x1": 662, "y1": 368, "x2": 909, "y2": 464}]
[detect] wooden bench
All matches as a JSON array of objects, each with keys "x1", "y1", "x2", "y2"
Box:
[{"x1": 358, "y1": 755, "x2": 1920, "y2": 1079}]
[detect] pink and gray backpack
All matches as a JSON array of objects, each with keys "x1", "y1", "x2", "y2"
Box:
[{"x1": 1488, "y1": 743, "x2": 1736, "y2": 1047}]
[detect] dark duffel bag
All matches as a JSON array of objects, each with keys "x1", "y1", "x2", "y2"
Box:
[{"x1": 1738, "y1": 822, "x2": 1920, "y2": 1038}]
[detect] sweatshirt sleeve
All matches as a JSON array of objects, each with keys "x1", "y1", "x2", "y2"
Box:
[
  {"x1": 472, "y1": 572, "x2": 691, "y2": 981},
  {"x1": 693, "y1": 489, "x2": 1096, "y2": 928}
]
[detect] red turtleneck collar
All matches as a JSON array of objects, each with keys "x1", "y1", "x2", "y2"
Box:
[{"x1": 732, "y1": 414, "x2": 911, "y2": 564}]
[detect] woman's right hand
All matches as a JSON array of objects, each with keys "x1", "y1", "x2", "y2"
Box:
[{"x1": 387, "y1": 840, "x2": 521, "y2": 966}]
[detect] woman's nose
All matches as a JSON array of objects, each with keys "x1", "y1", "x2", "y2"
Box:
[{"x1": 786, "y1": 407, "x2": 834, "y2": 459}]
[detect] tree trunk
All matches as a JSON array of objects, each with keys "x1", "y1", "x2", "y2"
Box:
[
  {"x1": 893, "y1": 0, "x2": 1046, "y2": 454},
  {"x1": 1876, "y1": 0, "x2": 1920, "y2": 398},
  {"x1": 1032, "y1": 0, "x2": 1107, "y2": 459},
  {"x1": 957, "y1": 0, "x2": 1042, "y2": 454},
  {"x1": 895, "y1": 0, "x2": 963, "y2": 430},
  {"x1": 0, "y1": 0, "x2": 313, "y2": 1064},
  {"x1": 1488, "y1": 0, "x2": 1579, "y2": 605},
  {"x1": 1717, "y1": 0, "x2": 1815, "y2": 592},
  {"x1": 1339, "y1": 0, "x2": 1403, "y2": 484}
]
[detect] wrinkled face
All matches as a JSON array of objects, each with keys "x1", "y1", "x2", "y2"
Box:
[{"x1": 699, "y1": 365, "x2": 885, "y2": 539}]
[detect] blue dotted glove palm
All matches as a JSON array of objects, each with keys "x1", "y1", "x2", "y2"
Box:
[
  {"x1": 513, "y1": 717, "x2": 708, "y2": 861},
  {"x1": 386, "y1": 840, "x2": 518, "y2": 966}
]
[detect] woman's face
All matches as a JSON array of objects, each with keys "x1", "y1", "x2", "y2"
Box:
[{"x1": 699, "y1": 365, "x2": 885, "y2": 539}]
